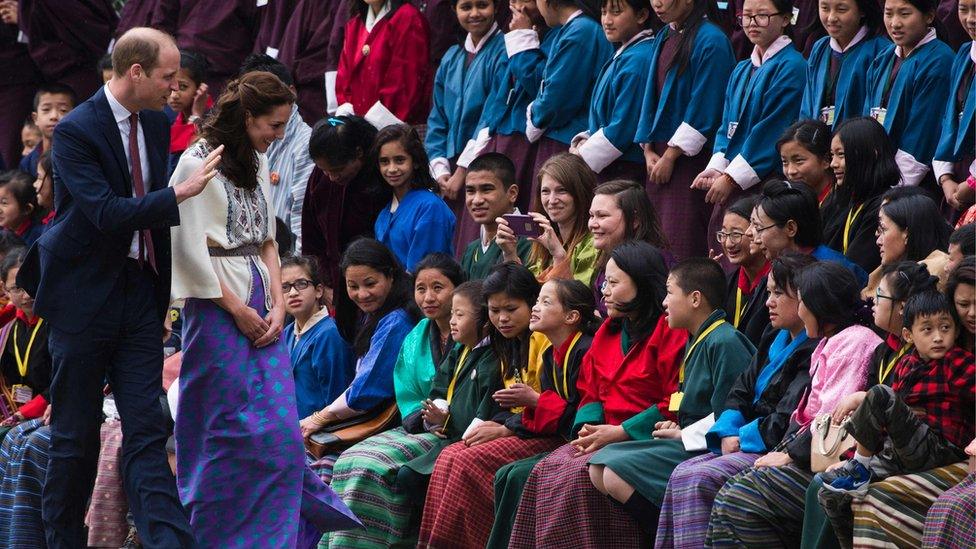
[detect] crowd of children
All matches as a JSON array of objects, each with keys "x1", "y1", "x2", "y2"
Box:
[{"x1": 0, "y1": 0, "x2": 974, "y2": 546}]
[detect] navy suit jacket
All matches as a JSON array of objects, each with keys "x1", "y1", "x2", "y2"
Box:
[{"x1": 18, "y1": 87, "x2": 181, "y2": 334}]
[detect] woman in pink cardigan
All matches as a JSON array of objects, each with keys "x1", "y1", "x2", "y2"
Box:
[{"x1": 704, "y1": 261, "x2": 882, "y2": 547}]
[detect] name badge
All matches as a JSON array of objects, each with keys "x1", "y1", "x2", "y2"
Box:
[
  {"x1": 727, "y1": 121, "x2": 738, "y2": 139},
  {"x1": 12, "y1": 384, "x2": 32, "y2": 404},
  {"x1": 667, "y1": 391, "x2": 684, "y2": 412},
  {"x1": 819, "y1": 106, "x2": 835, "y2": 127},
  {"x1": 869, "y1": 107, "x2": 887, "y2": 126}
]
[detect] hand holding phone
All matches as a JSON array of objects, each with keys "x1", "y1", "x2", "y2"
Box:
[{"x1": 502, "y1": 214, "x2": 543, "y2": 238}]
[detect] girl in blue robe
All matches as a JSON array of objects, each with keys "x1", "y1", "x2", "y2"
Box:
[
  {"x1": 863, "y1": 0, "x2": 953, "y2": 188},
  {"x1": 426, "y1": 0, "x2": 508, "y2": 204},
  {"x1": 372, "y1": 125, "x2": 456, "y2": 272},
  {"x1": 692, "y1": 0, "x2": 807, "y2": 253},
  {"x1": 299, "y1": 239, "x2": 420, "y2": 481},
  {"x1": 636, "y1": 0, "x2": 735, "y2": 261},
  {"x1": 800, "y1": 0, "x2": 889, "y2": 129},
  {"x1": 523, "y1": 0, "x2": 613, "y2": 174},
  {"x1": 281, "y1": 256, "x2": 355, "y2": 420},
  {"x1": 933, "y1": 17, "x2": 976, "y2": 208},
  {"x1": 570, "y1": 0, "x2": 656, "y2": 183}
]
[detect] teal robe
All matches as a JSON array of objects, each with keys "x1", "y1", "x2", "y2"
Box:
[
  {"x1": 589, "y1": 309, "x2": 756, "y2": 505},
  {"x1": 392, "y1": 318, "x2": 442, "y2": 419}
]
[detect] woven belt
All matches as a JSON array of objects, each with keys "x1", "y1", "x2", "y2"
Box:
[{"x1": 208, "y1": 244, "x2": 261, "y2": 257}]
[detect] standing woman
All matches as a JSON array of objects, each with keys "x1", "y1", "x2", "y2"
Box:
[
  {"x1": 372, "y1": 125, "x2": 456, "y2": 271},
  {"x1": 637, "y1": 0, "x2": 735, "y2": 261},
  {"x1": 800, "y1": 0, "x2": 888, "y2": 130},
  {"x1": 427, "y1": 0, "x2": 507, "y2": 247},
  {"x1": 501, "y1": 153, "x2": 599, "y2": 284},
  {"x1": 719, "y1": 196, "x2": 771, "y2": 345},
  {"x1": 302, "y1": 115, "x2": 391, "y2": 315},
  {"x1": 933, "y1": 0, "x2": 976, "y2": 212},
  {"x1": 334, "y1": 0, "x2": 433, "y2": 126},
  {"x1": 863, "y1": 0, "x2": 953, "y2": 189},
  {"x1": 169, "y1": 72, "x2": 359, "y2": 546},
  {"x1": 327, "y1": 254, "x2": 465, "y2": 549},
  {"x1": 570, "y1": 0, "x2": 656, "y2": 183},
  {"x1": 824, "y1": 117, "x2": 899, "y2": 274},
  {"x1": 524, "y1": 0, "x2": 613, "y2": 174},
  {"x1": 691, "y1": 0, "x2": 806, "y2": 253}
]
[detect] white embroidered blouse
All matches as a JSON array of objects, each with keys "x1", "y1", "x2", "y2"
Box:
[{"x1": 169, "y1": 140, "x2": 277, "y2": 310}]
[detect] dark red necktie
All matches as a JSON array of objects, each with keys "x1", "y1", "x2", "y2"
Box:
[{"x1": 128, "y1": 113, "x2": 158, "y2": 273}]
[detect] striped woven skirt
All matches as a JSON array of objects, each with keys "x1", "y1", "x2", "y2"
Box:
[
  {"x1": 646, "y1": 143, "x2": 711, "y2": 262},
  {"x1": 325, "y1": 427, "x2": 439, "y2": 549},
  {"x1": 705, "y1": 463, "x2": 815, "y2": 548},
  {"x1": 655, "y1": 451, "x2": 762, "y2": 549},
  {"x1": 851, "y1": 462, "x2": 967, "y2": 548},
  {"x1": 922, "y1": 471, "x2": 975, "y2": 549},
  {"x1": 418, "y1": 436, "x2": 562, "y2": 548},
  {"x1": 0, "y1": 419, "x2": 50, "y2": 548},
  {"x1": 85, "y1": 419, "x2": 129, "y2": 548},
  {"x1": 508, "y1": 444, "x2": 647, "y2": 549}
]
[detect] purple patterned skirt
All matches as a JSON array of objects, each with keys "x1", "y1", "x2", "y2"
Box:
[{"x1": 176, "y1": 264, "x2": 360, "y2": 547}]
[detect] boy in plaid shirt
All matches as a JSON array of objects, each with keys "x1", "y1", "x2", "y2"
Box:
[{"x1": 816, "y1": 290, "x2": 975, "y2": 545}]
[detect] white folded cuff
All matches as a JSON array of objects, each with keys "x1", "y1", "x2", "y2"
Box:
[
  {"x1": 970, "y1": 159, "x2": 976, "y2": 179},
  {"x1": 577, "y1": 129, "x2": 622, "y2": 173},
  {"x1": 364, "y1": 100, "x2": 404, "y2": 129},
  {"x1": 706, "y1": 152, "x2": 730, "y2": 172},
  {"x1": 430, "y1": 157, "x2": 452, "y2": 180},
  {"x1": 505, "y1": 29, "x2": 541, "y2": 57},
  {"x1": 525, "y1": 102, "x2": 545, "y2": 143},
  {"x1": 432, "y1": 398, "x2": 449, "y2": 412},
  {"x1": 325, "y1": 392, "x2": 363, "y2": 420},
  {"x1": 895, "y1": 149, "x2": 929, "y2": 187},
  {"x1": 265, "y1": 46, "x2": 280, "y2": 59},
  {"x1": 725, "y1": 154, "x2": 760, "y2": 190},
  {"x1": 931, "y1": 160, "x2": 954, "y2": 182},
  {"x1": 457, "y1": 127, "x2": 492, "y2": 168},
  {"x1": 325, "y1": 71, "x2": 338, "y2": 115},
  {"x1": 667, "y1": 122, "x2": 708, "y2": 157},
  {"x1": 335, "y1": 102, "x2": 356, "y2": 117}
]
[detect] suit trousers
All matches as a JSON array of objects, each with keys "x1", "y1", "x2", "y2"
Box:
[{"x1": 43, "y1": 259, "x2": 194, "y2": 548}]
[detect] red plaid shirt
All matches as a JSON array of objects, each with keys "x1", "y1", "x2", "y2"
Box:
[{"x1": 892, "y1": 347, "x2": 976, "y2": 449}]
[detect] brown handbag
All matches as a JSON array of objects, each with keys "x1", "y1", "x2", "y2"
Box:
[
  {"x1": 305, "y1": 402, "x2": 400, "y2": 459},
  {"x1": 810, "y1": 413, "x2": 857, "y2": 472}
]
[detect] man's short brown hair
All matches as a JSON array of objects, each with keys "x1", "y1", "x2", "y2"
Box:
[{"x1": 111, "y1": 28, "x2": 174, "y2": 76}]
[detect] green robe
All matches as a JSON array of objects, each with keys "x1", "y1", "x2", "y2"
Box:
[
  {"x1": 392, "y1": 319, "x2": 439, "y2": 419},
  {"x1": 460, "y1": 236, "x2": 532, "y2": 280},
  {"x1": 589, "y1": 309, "x2": 756, "y2": 505},
  {"x1": 399, "y1": 342, "x2": 501, "y2": 478}
]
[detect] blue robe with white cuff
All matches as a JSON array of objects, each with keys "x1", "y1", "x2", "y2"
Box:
[
  {"x1": 800, "y1": 34, "x2": 889, "y2": 128},
  {"x1": 934, "y1": 42, "x2": 976, "y2": 171}
]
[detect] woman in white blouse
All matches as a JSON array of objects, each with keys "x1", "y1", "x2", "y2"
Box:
[{"x1": 168, "y1": 71, "x2": 359, "y2": 547}]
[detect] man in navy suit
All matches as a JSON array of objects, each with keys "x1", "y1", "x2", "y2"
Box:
[{"x1": 17, "y1": 28, "x2": 223, "y2": 548}]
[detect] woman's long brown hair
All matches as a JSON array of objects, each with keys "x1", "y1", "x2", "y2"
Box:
[{"x1": 199, "y1": 71, "x2": 295, "y2": 191}]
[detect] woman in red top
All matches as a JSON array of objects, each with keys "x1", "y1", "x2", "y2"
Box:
[
  {"x1": 335, "y1": 0, "x2": 432, "y2": 126},
  {"x1": 507, "y1": 240, "x2": 688, "y2": 549}
]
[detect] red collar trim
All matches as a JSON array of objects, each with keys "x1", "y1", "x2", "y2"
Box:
[
  {"x1": 41, "y1": 210, "x2": 55, "y2": 225},
  {"x1": 817, "y1": 184, "x2": 833, "y2": 206},
  {"x1": 737, "y1": 262, "x2": 771, "y2": 294},
  {"x1": 551, "y1": 331, "x2": 580, "y2": 367},
  {"x1": 885, "y1": 332, "x2": 901, "y2": 351},
  {"x1": 13, "y1": 218, "x2": 32, "y2": 237},
  {"x1": 15, "y1": 309, "x2": 39, "y2": 327}
]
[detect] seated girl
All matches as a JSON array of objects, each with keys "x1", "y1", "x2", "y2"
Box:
[
  {"x1": 655, "y1": 252, "x2": 819, "y2": 549},
  {"x1": 167, "y1": 49, "x2": 210, "y2": 174},
  {"x1": 777, "y1": 120, "x2": 837, "y2": 232},
  {"x1": 0, "y1": 172, "x2": 43, "y2": 248},
  {"x1": 487, "y1": 278, "x2": 601, "y2": 548},
  {"x1": 417, "y1": 262, "x2": 560, "y2": 548},
  {"x1": 373, "y1": 125, "x2": 455, "y2": 271},
  {"x1": 718, "y1": 196, "x2": 770, "y2": 345},
  {"x1": 705, "y1": 262, "x2": 882, "y2": 546},
  {"x1": 327, "y1": 258, "x2": 469, "y2": 548},
  {"x1": 498, "y1": 153, "x2": 598, "y2": 284},
  {"x1": 281, "y1": 255, "x2": 354, "y2": 421},
  {"x1": 299, "y1": 239, "x2": 418, "y2": 482},
  {"x1": 32, "y1": 151, "x2": 54, "y2": 227},
  {"x1": 508, "y1": 241, "x2": 687, "y2": 549}
]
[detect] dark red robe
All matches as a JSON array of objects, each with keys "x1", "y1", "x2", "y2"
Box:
[
  {"x1": 253, "y1": 0, "x2": 300, "y2": 57},
  {"x1": 277, "y1": 0, "x2": 344, "y2": 124},
  {"x1": 0, "y1": 21, "x2": 40, "y2": 168},
  {"x1": 115, "y1": 0, "x2": 158, "y2": 39},
  {"x1": 18, "y1": 0, "x2": 116, "y2": 100}
]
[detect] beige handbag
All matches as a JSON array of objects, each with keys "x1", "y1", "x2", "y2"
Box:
[
  {"x1": 304, "y1": 402, "x2": 400, "y2": 459},
  {"x1": 810, "y1": 413, "x2": 857, "y2": 472}
]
